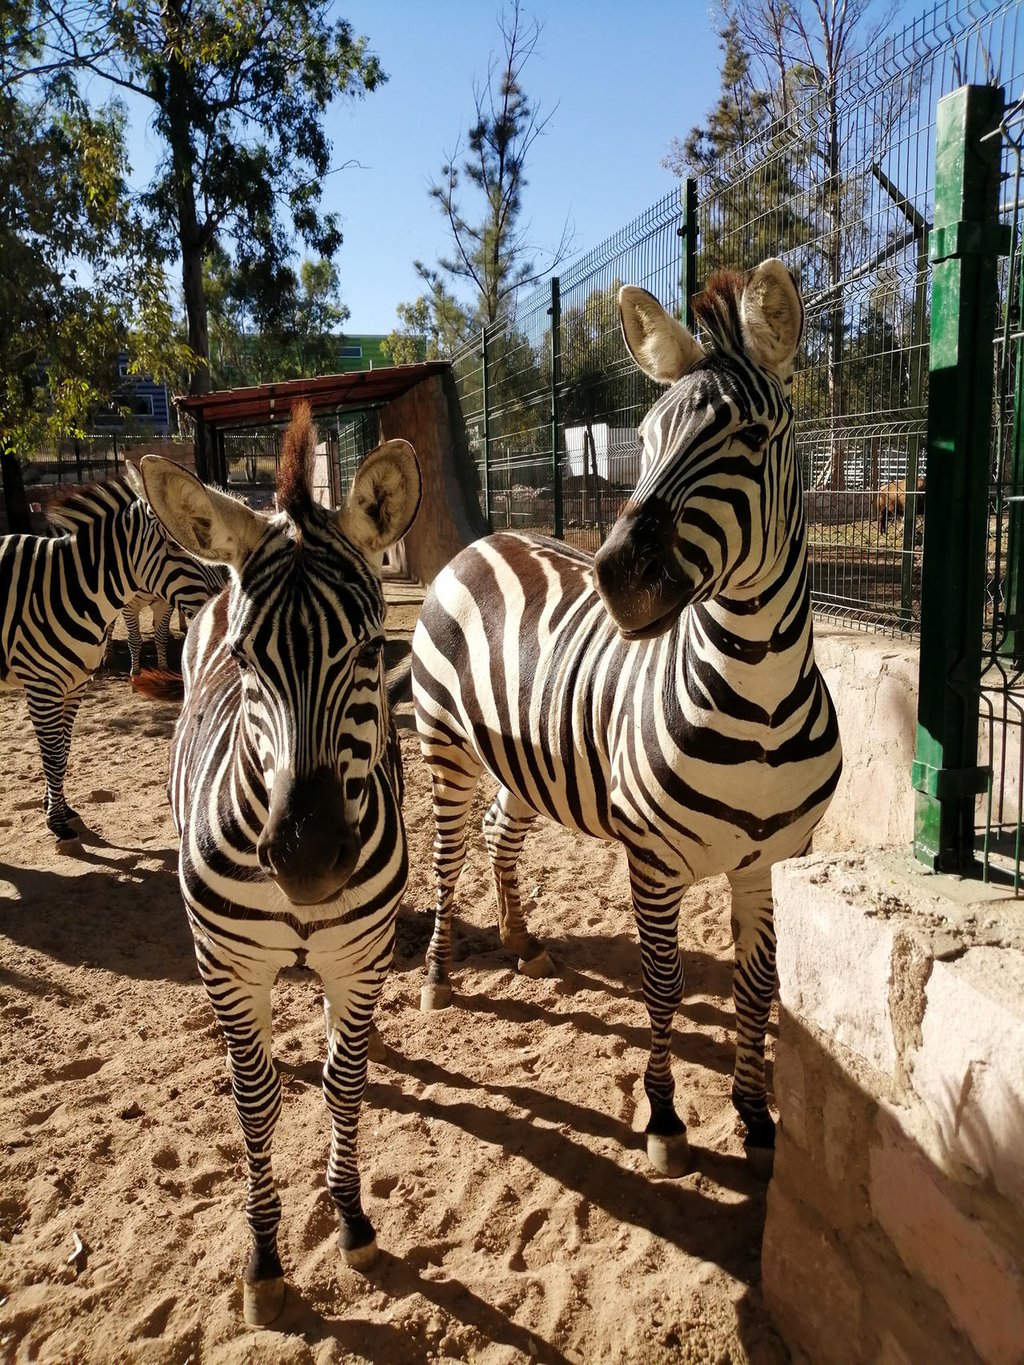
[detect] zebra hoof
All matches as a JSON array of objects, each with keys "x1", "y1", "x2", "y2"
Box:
[
  {"x1": 518, "y1": 949, "x2": 555, "y2": 978},
  {"x1": 367, "y1": 1025, "x2": 387, "y2": 1064},
  {"x1": 646, "y1": 1131, "x2": 692, "y2": 1177},
  {"x1": 420, "y1": 982, "x2": 453, "y2": 1011},
  {"x1": 242, "y1": 1275, "x2": 285, "y2": 1327},
  {"x1": 55, "y1": 834, "x2": 83, "y2": 854},
  {"x1": 340, "y1": 1234, "x2": 378, "y2": 1271}
]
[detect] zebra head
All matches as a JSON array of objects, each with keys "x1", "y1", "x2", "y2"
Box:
[
  {"x1": 138, "y1": 405, "x2": 422, "y2": 905},
  {"x1": 594, "y1": 258, "x2": 805, "y2": 640}
]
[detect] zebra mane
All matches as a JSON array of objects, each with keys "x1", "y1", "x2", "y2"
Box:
[
  {"x1": 46, "y1": 476, "x2": 137, "y2": 533},
  {"x1": 691, "y1": 269, "x2": 748, "y2": 360},
  {"x1": 276, "y1": 402, "x2": 317, "y2": 523}
]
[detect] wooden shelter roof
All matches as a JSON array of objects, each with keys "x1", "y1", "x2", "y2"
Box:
[{"x1": 174, "y1": 362, "x2": 451, "y2": 432}]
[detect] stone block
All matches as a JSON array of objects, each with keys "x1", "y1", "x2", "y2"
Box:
[
  {"x1": 869, "y1": 1110, "x2": 1024, "y2": 1365},
  {"x1": 773, "y1": 861, "x2": 898, "y2": 1074},
  {"x1": 910, "y1": 946, "x2": 1024, "y2": 1219}
]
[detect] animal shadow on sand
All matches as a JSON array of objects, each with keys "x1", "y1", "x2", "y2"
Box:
[
  {"x1": 0, "y1": 856, "x2": 196, "y2": 984},
  {"x1": 369, "y1": 1049, "x2": 768, "y2": 1276}
]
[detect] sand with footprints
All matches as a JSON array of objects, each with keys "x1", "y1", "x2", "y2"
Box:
[{"x1": 0, "y1": 600, "x2": 787, "y2": 1364}]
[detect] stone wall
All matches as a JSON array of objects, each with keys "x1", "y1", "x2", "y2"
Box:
[{"x1": 764, "y1": 851, "x2": 1024, "y2": 1363}]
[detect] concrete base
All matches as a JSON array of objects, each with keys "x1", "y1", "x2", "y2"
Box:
[{"x1": 765, "y1": 851, "x2": 1024, "y2": 1364}]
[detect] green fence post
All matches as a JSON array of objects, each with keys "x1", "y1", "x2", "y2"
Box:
[
  {"x1": 481, "y1": 327, "x2": 492, "y2": 530},
  {"x1": 549, "y1": 276, "x2": 563, "y2": 540},
  {"x1": 680, "y1": 177, "x2": 698, "y2": 329},
  {"x1": 912, "y1": 84, "x2": 1009, "y2": 872}
]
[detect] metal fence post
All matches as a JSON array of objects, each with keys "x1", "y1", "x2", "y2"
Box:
[
  {"x1": 549, "y1": 276, "x2": 563, "y2": 539},
  {"x1": 999, "y1": 233, "x2": 1024, "y2": 663},
  {"x1": 481, "y1": 327, "x2": 492, "y2": 529},
  {"x1": 680, "y1": 177, "x2": 698, "y2": 330},
  {"x1": 911, "y1": 84, "x2": 1009, "y2": 872}
]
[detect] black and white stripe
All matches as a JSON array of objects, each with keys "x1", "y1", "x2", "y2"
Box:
[
  {"x1": 137, "y1": 403, "x2": 421, "y2": 1326},
  {"x1": 411, "y1": 260, "x2": 842, "y2": 1176},
  {"x1": 0, "y1": 477, "x2": 225, "y2": 839}
]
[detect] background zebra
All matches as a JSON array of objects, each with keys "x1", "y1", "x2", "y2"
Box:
[
  {"x1": 0, "y1": 478, "x2": 226, "y2": 841},
  {"x1": 48, "y1": 495, "x2": 226, "y2": 676},
  {"x1": 411, "y1": 258, "x2": 842, "y2": 1177},
  {"x1": 135, "y1": 403, "x2": 421, "y2": 1327}
]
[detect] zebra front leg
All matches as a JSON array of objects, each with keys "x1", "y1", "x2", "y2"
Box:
[
  {"x1": 321, "y1": 971, "x2": 389, "y2": 1270},
  {"x1": 420, "y1": 751, "x2": 481, "y2": 1011},
  {"x1": 482, "y1": 787, "x2": 553, "y2": 977},
  {"x1": 25, "y1": 683, "x2": 81, "y2": 841},
  {"x1": 727, "y1": 867, "x2": 777, "y2": 1167},
  {"x1": 200, "y1": 957, "x2": 285, "y2": 1327},
  {"x1": 629, "y1": 858, "x2": 690, "y2": 1176}
]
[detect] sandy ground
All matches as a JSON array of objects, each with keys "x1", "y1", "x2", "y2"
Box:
[{"x1": 0, "y1": 598, "x2": 786, "y2": 1365}]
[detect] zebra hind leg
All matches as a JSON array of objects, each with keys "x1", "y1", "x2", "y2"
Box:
[
  {"x1": 419, "y1": 743, "x2": 482, "y2": 1011},
  {"x1": 482, "y1": 787, "x2": 553, "y2": 977},
  {"x1": 727, "y1": 867, "x2": 778, "y2": 1170},
  {"x1": 200, "y1": 959, "x2": 286, "y2": 1327},
  {"x1": 151, "y1": 598, "x2": 172, "y2": 672},
  {"x1": 25, "y1": 683, "x2": 82, "y2": 841},
  {"x1": 321, "y1": 974, "x2": 388, "y2": 1270},
  {"x1": 123, "y1": 601, "x2": 144, "y2": 676},
  {"x1": 628, "y1": 857, "x2": 690, "y2": 1176}
]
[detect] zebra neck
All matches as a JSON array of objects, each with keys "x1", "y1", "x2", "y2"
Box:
[
  {"x1": 63, "y1": 530, "x2": 140, "y2": 624},
  {"x1": 684, "y1": 564, "x2": 815, "y2": 715}
]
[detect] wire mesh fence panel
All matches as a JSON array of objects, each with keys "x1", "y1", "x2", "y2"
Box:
[
  {"x1": 696, "y1": 0, "x2": 1022, "y2": 634},
  {"x1": 980, "y1": 69, "x2": 1024, "y2": 887}
]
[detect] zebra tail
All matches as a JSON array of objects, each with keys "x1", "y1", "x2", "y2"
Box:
[{"x1": 131, "y1": 668, "x2": 185, "y2": 703}]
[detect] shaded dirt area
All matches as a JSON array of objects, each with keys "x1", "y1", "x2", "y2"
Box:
[{"x1": 0, "y1": 601, "x2": 785, "y2": 1364}]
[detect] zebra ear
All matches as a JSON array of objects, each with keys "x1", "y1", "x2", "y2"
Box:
[
  {"x1": 740, "y1": 259, "x2": 804, "y2": 373},
  {"x1": 138, "y1": 456, "x2": 266, "y2": 570},
  {"x1": 123, "y1": 461, "x2": 146, "y2": 498},
  {"x1": 335, "y1": 439, "x2": 422, "y2": 556},
  {"x1": 618, "y1": 286, "x2": 705, "y2": 384}
]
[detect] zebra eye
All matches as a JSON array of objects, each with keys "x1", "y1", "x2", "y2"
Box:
[
  {"x1": 356, "y1": 639, "x2": 383, "y2": 668},
  {"x1": 736, "y1": 423, "x2": 770, "y2": 451}
]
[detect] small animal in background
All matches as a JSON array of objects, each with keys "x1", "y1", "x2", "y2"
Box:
[
  {"x1": 877, "y1": 477, "x2": 925, "y2": 537},
  {"x1": 134, "y1": 402, "x2": 421, "y2": 1327}
]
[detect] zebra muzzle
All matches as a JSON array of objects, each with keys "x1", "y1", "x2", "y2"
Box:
[{"x1": 256, "y1": 767, "x2": 361, "y2": 904}]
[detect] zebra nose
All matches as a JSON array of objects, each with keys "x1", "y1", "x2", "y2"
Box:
[{"x1": 256, "y1": 768, "x2": 360, "y2": 903}]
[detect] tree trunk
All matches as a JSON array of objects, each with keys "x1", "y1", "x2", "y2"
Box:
[
  {"x1": 824, "y1": 91, "x2": 845, "y2": 490},
  {"x1": 161, "y1": 4, "x2": 211, "y2": 396},
  {"x1": 1, "y1": 452, "x2": 32, "y2": 534}
]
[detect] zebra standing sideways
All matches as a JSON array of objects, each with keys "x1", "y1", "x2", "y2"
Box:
[
  {"x1": 49, "y1": 498, "x2": 226, "y2": 675},
  {"x1": 135, "y1": 403, "x2": 421, "y2": 1327},
  {"x1": 0, "y1": 478, "x2": 226, "y2": 841},
  {"x1": 411, "y1": 258, "x2": 842, "y2": 1177}
]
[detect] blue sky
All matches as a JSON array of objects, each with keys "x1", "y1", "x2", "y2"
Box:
[
  {"x1": 321, "y1": 1, "x2": 724, "y2": 330},
  {"x1": 124, "y1": 1, "x2": 725, "y2": 333}
]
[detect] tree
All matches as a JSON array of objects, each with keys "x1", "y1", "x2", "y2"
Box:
[
  {"x1": 0, "y1": 2, "x2": 179, "y2": 455},
  {"x1": 34, "y1": 1, "x2": 384, "y2": 394},
  {"x1": 390, "y1": 1, "x2": 568, "y2": 357},
  {"x1": 208, "y1": 253, "x2": 352, "y2": 387}
]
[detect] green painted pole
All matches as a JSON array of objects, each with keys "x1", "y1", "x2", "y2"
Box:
[
  {"x1": 912, "y1": 85, "x2": 1010, "y2": 872},
  {"x1": 481, "y1": 327, "x2": 492, "y2": 530},
  {"x1": 549, "y1": 276, "x2": 563, "y2": 540},
  {"x1": 680, "y1": 177, "x2": 698, "y2": 329}
]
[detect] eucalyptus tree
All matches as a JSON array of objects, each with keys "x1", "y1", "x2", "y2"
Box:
[{"x1": 35, "y1": 0, "x2": 384, "y2": 395}]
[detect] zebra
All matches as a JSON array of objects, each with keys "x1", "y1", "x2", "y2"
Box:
[
  {"x1": 47, "y1": 494, "x2": 225, "y2": 676},
  {"x1": 134, "y1": 402, "x2": 421, "y2": 1327},
  {"x1": 0, "y1": 477, "x2": 227, "y2": 841},
  {"x1": 411, "y1": 258, "x2": 842, "y2": 1177}
]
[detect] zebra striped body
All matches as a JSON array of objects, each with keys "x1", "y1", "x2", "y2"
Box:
[
  {"x1": 0, "y1": 479, "x2": 226, "y2": 839},
  {"x1": 138, "y1": 404, "x2": 421, "y2": 1326},
  {"x1": 412, "y1": 260, "x2": 842, "y2": 1175}
]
